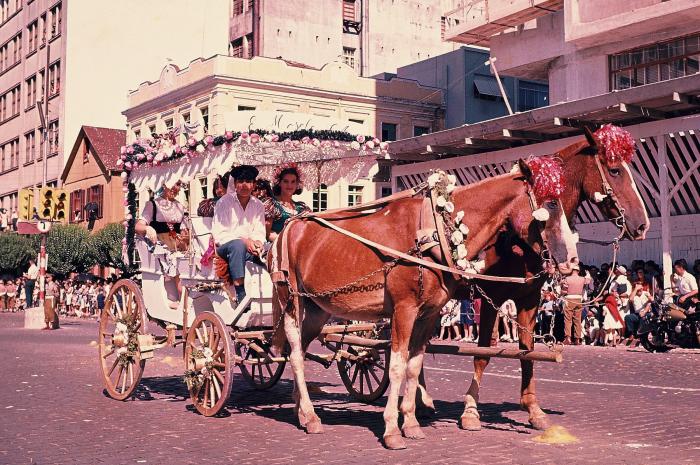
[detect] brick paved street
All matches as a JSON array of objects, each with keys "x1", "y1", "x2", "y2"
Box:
[{"x1": 1, "y1": 313, "x2": 699, "y2": 465}]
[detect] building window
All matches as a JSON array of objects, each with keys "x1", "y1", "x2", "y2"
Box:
[
  {"x1": 1, "y1": 138, "x2": 19, "y2": 171},
  {"x1": 28, "y1": 20, "x2": 38, "y2": 54},
  {"x1": 164, "y1": 117, "x2": 173, "y2": 131},
  {"x1": 312, "y1": 184, "x2": 328, "y2": 212},
  {"x1": 413, "y1": 126, "x2": 430, "y2": 137},
  {"x1": 245, "y1": 33, "x2": 254, "y2": 58},
  {"x1": 48, "y1": 120, "x2": 58, "y2": 154},
  {"x1": 342, "y1": 47, "x2": 356, "y2": 70},
  {"x1": 199, "y1": 177, "x2": 208, "y2": 199},
  {"x1": 232, "y1": 0, "x2": 243, "y2": 15},
  {"x1": 230, "y1": 37, "x2": 243, "y2": 57},
  {"x1": 381, "y1": 186, "x2": 392, "y2": 198},
  {"x1": 25, "y1": 74, "x2": 37, "y2": 108},
  {"x1": 70, "y1": 189, "x2": 84, "y2": 222},
  {"x1": 82, "y1": 142, "x2": 89, "y2": 163},
  {"x1": 0, "y1": 85, "x2": 20, "y2": 121},
  {"x1": 133, "y1": 129, "x2": 140, "y2": 140},
  {"x1": 40, "y1": 13, "x2": 46, "y2": 47},
  {"x1": 517, "y1": 81, "x2": 548, "y2": 111},
  {"x1": 148, "y1": 124, "x2": 156, "y2": 137},
  {"x1": 347, "y1": 185, "x2": 363, "y2": 206},
  {"x1": 610, "y1": 34, "x2": 700, "y2": 90},
  {"x1": 237, "y1": 105, "x2": 255, "y2": 111},
  {"x1": 50, "y1": 2, "x2": 61, "y2": 38},
  {"x1": 182, "y1": 112, "x2": 190, "y2": 124},
  {"x1": 343, "y1": 0, "x2": 356, "y2": 21},
  {"x1": 24, "y1": 131, "x2": 35, "y2": 163},
  {"x1": 87, "y1": 185, "x2": 103, "y2": 219},
  {"x1": 48, "y1": 60, "x2": 60, "y2": 96},
  {"x1": 0, "y1": 33, "x2": 22, "y2": 72},
  {"x1": 381, "y1": 122, "x2": 397, "y2": 142},
  {"x1": 200, "y1": 106, "x2": 209, "y2": 131}
]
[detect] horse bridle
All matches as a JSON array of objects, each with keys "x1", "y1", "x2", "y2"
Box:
[{"x1": 591, "y1": 155, "x2": 628, "y2": 242}]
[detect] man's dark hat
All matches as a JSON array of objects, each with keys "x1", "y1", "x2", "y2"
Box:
[{"x1": 230, "y1": 164, "x2": 259, "y2": 181}]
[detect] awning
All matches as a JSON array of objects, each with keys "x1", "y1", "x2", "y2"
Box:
[{"x1": 473, "y1": 74, "x2": 502, "y2": 98}]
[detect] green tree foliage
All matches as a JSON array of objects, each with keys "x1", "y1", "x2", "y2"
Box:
[
  {"x1": 91, "y1": 223, "x2": 131, "y2": 273},
  {"x1": 44, "y1": 224, "x2": 94, "y2": 277},
  {"x1": 0, "y1": 233, "x2": 36, "y2": 277}
]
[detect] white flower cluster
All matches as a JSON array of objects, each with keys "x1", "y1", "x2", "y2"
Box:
[{"x1": 429, "y1": 170, "x2": 470, "y2": 270}]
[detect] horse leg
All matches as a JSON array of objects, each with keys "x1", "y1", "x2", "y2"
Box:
[
  {"x1": 460, "y1": 302, "x2": 498, "y2": 431},
  {"x1": 416, "y1": 368, "x2": 436, "y2": 418},
  {"x1": 518, "y1": 305, "x2": 550, "y2": 430},
  {"x1": 383, "y1": 303, "x2": 417, "y2": 450},
  {"x1": 400, "y1": 314, "x2": 436, "y2": 439},
  {"x1": 284, "y1": 308, "x2": 324, "y2": 434}
]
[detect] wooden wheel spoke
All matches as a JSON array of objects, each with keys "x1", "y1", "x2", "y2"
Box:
[
  {"x1": 195, "y1": 328, "x2": 204, "y2": 345},
  {"x1": 209, "y1": 331, "x2": 219, "y2": 351},
  {"x1": 358, "y1": 367, "x2": 364, "y2": 393},
  {"x1": 108, "y1": 357, "x2": 120, "y2": 377},
  {"x1": 264, "y1": 363, "x2": 274, "y2": 378},
  {"x1": 257, "y1": 363, "x2": 264, "y2": 384},
  {"x1": 128, "y1": 362, "x2": 134, "y2": 387},
  {"x1": 102, "y1": 347, "x2": 115, "y2": 359},
  {"x1": 209, "y1": 381, "x2": 216, "y2": 408},
  {"x1": 350, "y1": 363, "x2": 360, "y2": 385},
  {"x1": 213, "y1": 368, "x2": 225, "y2": 384},
  {"x1": 363, "y1": 370, "x2": 373, "y2": 393},
  {"x1": 369, "y1": 365, "x2": 382, "y2": 385},
  {"x1": 201, "y1": 322, "x2": 209, "y2": 345},
  {"x1": 202, "y1": 379, "x2": 210, "y2": 406},
  {"x1": 212, "y1": 361, "x2": 226, "y2": 369}
]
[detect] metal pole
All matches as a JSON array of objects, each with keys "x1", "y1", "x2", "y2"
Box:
[
  {"x1": 38, "y1": 233, "x2": 46, "y2": 304},
  {"x1": 656, "y1": 134, "x2": 672, "y2": 301},
  {"x1": 43, "y1": 42, "x2": 50, "y2": 188},
  {"x1": 486, "y1": 57, "x2": 513, "y2": 115}
]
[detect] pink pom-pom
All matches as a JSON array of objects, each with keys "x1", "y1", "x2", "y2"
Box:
[
  {"x1": 526, "y1": 156, "x2": 565, "y2": 203},
  {"x1": 122, "y1": 186, "x2": 129, "y2": 193},
  {"x1": 205, "y1": 135, "x2": 214, "y2": 146},
  {"x1": 187, "y1": 137, "x2": 197, "y2": 148},
  {"x1": 120, "y1": 146, "x2": 127, "y2": 155},
  {"x1": 356, "y1": 135, "x2": 366, "y2": 143},
  {"x1": 373, "y1": 138, "x2": 380, "y2": 145},
  {"x1": 271, "y1": 134, "x2": 279, "y2": 142},
  {"x1": 301, "y1": 136, "x2": 311, "y2": 144},
  {"x1": 126, "y1": 146, "x2": 134, "y2": 155},
  {"x1": 116, "y1": 159, "x2": 124, "y2": 167},
  {"x1": 225, "y1": 130, "x2": 234, "y2": 140},
  {"x1": 174, "y1": 145, "x2": 182, "y2": 154},
  {"x1": 250, "y1": 133, "x2": 261, "y2": 143},
  {"x1": 594, "y1": 124, "x2": 635, "y2": 167},
  {"x1": 240, "y1": 132, "x2": 249, "y2": 139}
]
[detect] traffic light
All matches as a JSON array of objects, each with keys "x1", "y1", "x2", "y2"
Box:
[
  {"x1": 18, "y1": 188, "x2": 34, "y2": 221},
  {"x1": 54, "y1": 190, "x2": 68, "y2": 222},
  {"x1": 39, "y1": 188, "x2": 54, "y2": 219}
]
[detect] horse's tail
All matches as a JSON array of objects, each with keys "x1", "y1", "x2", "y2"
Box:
[
  {"x1": 268, "y1": 222, "x2": 297, "y2": 353},
  {"x1": 270, "y1": 282, "x2": 289, "y2": 353}
]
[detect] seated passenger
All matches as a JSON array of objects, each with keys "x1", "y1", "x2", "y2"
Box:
[
  {"x1": 264, "y1": 163, "x2": 311, "y2": 242},
  {"x1": 213, "y1": 165, "x2": 266, "y2": 304},
  {"x1": 197, "y1": 175, "x2": 228, "y2": 218},
  {"x1": 135, "y1": 180, "x2": 189, "y2": 252}
]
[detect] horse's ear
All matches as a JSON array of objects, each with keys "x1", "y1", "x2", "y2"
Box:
[
  {"x1": 581, "y1": 127, "x2": 599, "y2": 155},
  {"x1": 517, "y1": 159, "x2": 532, "y2": 182}
]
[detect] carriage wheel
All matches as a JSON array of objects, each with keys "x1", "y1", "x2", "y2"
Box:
[
  {"x1": 234, "y1": 340, "x2": 286, "y2": 390},
  {"x1": 98, "y1": 279, "x2": 148, "y2": 401},
  {"x1": 337, "y1": 344, "x2": 390, "y2": 403},
  {"x1": 185, "y1": 312, "x2": 233, "y2": 416}
]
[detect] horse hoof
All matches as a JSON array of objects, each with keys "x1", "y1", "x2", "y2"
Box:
[
  {"x1": 305, "y1": 418, "x2": 325, "y2": 434},
  {"x1": 530, "y1": 415, "x2": 551, "y2": 431},
  {"x1": 383, "y1": 434, "x2": 407, "y2": 450},
  {"x1": 459, "y1": 414, "x2": 482, "y2": 431},
  {"x1": 402, "y1": 425, "x2": 426, "y2": 440}
]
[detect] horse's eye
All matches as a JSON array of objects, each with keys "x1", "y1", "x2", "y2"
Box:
[
  {"x1": 547, "y1": 200, "x2": 558, "y2": 209},
  {"x1": 609, "y1": 168, "x2": 621, "y2": 177}
]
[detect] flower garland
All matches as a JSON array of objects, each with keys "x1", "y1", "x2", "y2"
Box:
[
  {"x1": 427, "y1": 170, "x2": 471, "y2": 271},
  {"x1": 593, "y1": 124, "x2": 636, "y2": 167},
  {"x1": 117, "y1": 129, "x2": 389, "y2": 172}
]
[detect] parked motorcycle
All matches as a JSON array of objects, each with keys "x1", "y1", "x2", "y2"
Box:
[{"x1": 638, "y1": 299, "x2": 700, "y2": 352}]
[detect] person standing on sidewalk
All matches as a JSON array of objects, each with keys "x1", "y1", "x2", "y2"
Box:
[
  {"x1": 562, "y1": 266, "x2": 591, "y2": 345},
  {"x1": 23, "y1": 259, "x2": 39, "y2": 308},
  {"x1": 43, "y1": 275, "x2": 60, "y2": 330}
]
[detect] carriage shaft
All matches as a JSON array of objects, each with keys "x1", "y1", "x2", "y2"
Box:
[
  {"x1": 425, "y1": 344, "x2": 563, "y2": 363},
  {"x1": 321, "y1": 333, "x2": 390, "y2": 349}
]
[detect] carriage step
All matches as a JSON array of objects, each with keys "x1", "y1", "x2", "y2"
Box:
[{"x1": 425, "y1": 343, "x2": 563, "y2": 363}]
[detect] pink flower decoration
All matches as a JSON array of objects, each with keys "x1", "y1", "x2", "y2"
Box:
[
  {"x1": 120, "y1": 146, "x2": 127, "y2": 155},
  {"x1": 594, "y1": 124, "x2": 635, "y2": 167},
  {"x1": 333, "y1": 141, "x2": 340, "y2": 148},
  {"x1": 373, "y1": 138, "x2": 380, "y2": 144},
  {"x1": 205, "y1": 135, "x2": 214, "y2": 146},
  {"x1": 250, "y1": 133, "x2": 261, "y2": 143},
  {"x1": 301, "y1": 136, "x2": 311, "y2": 144},
  {"x1": 174, "y1": 145, "x2": 182, "y2": 154},
  {"x1": 122, "y1": 187, "x2": 129, "y2": 193},
  {"x1": 146, "y1": 154, "x2": 154, "y2": 162},
  {"x1": 225, "y1": 131, "x2": 234, "y2": 140},
  {"x1": 126, "y1": 146, "x2": 134, "y2": 155},
  {"x1": 240, "y1": 132, "x2": 249, "y2": 139},
  {"x1": 271, "y1": 134, "x2": 279, "y2": 142},
  {"x1": 187, "y1": 137, "x2": 197, "y2": 148},
  {"x1": 116, "y1": 159, "x2": 124, "y2": 167},
  {"x1": 356, "y1": 135, "x2": 366, "y2": 143},
  {"x1": 312, "y1": 138, "x2": 321, "y2": 147}
]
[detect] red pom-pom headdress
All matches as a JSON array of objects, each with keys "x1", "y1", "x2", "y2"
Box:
[
  {"x1": 526, "y1": 156, "x2": 565, "y2": 204},
  {"x1": 594, "y1": 124, "x2": 635, "y2": 167},
  {"x1": 273, "y1": 162, "x2": 303, "y2": 186}
]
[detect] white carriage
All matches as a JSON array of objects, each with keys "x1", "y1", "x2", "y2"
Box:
[{"x1": 97, "y1": 131, "x2": 393, "y2": 416}]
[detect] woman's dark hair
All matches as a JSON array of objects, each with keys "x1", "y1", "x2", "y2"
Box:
[
  {"x1": 255, "y1": 179, "x2": 273, "y2": 199},
  {"x1": 217, "y1": 174, "x2": 229, "y2": 191},
  {"x1": 273, "y1": 168, "x2": 303, "y2": 196}
]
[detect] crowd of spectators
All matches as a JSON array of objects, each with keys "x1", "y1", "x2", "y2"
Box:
[
  {"x1": 0, "y1": 274, "x2": 110, "y2": 319},
  {"x1": 435, "y1": 258, "x2": 700, "y2": 347}
]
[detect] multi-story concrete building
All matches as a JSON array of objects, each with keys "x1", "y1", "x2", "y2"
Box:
[
  {"x1": 123, "y1": 54, "x2": 443, "y2": 213},
  {"x1": 228, "y1": 0, "x2": 458, "y2": 77},
  {"x1": 0, "y1": 0, "x2": 229, "y2": 212},
  {"x1": 397, "y1": 46, "x2": 549, "y2": 128},
  {"x1": 443, "y1": 0, "x2": 700, "y2": 102}
]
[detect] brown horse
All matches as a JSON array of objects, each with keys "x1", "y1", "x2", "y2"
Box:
[
  {"x1": 449, "y1": 132, "x2": 650, "y2": 432},
  {"x1": 270, "y1": 159, "x2": 579, "y2": 449}
]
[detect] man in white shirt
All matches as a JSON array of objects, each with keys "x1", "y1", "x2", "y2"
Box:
[
  {"x1": 23, "y1": 259, "x2": 39, "y2": 308},
  {"x1": 672, "y1": 259, "x2": 698, "y2": 310},
  {"x1": 213, "y1": 165, "x2": 266, "y2": 304}
]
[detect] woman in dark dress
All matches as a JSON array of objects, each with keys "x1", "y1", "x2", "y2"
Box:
[{"x1": 264, "y1": 164, "x2": 310, "y2": 241}]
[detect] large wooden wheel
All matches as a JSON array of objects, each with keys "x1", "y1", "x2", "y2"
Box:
[
  {"x1": 99, "y1": 279, "x2": 148, "y2": 401},
  {"x1": 185, "y1": 312, "x2": 233, "y2": 416},
  {"x1": 337, "y1": 344, "x2": 390, "y2": 403},
  {"x1": 234, "y1": 340, "x2": 286, "y2": 390}
]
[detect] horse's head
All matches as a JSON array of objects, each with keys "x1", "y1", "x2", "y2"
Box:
[
  {"x1": 573, "y1": 125, "x2": 650, "y2": 240},
  {"x1": 515, "y1": 157, "x2": 579, "y2": 276}
]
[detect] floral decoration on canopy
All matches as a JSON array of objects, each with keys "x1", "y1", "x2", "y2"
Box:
[{"x1": 593, "y1": 124, "x2": 636, "y2": 167}]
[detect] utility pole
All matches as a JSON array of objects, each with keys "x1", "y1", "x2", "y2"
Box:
[{"x1": 34, "y1": 42, "x2": 51, "y2": 306}]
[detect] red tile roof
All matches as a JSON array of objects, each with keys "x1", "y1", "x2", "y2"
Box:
[{"x1": 82, "y1": 126, "x2": 126, "y2": 171}]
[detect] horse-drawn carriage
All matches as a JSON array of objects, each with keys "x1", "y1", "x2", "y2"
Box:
[{"x1": 98, "y1": 124, "x2": 649, "y2": 449}]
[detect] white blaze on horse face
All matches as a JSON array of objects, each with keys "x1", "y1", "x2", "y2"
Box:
[
  {"x1": 621, "y1": 162, "x2": 650, "y2": 239},
  {"x1": 542, "y1": 200, "x2": 579, "y2": 275}
]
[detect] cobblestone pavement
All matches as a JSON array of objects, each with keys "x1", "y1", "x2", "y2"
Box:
[{"x1": 1, "y1": 313, "x2": 699, "y2": 465}]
